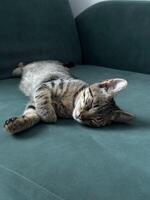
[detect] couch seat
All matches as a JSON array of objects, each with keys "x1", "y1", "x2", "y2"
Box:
[{"x1": 0, "y1": 65, "x2": 150, "y2": 200}]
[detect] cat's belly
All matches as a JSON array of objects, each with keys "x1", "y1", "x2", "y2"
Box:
[{"x1": 52, "y1": 101, "x2": 73, "y2": 118}]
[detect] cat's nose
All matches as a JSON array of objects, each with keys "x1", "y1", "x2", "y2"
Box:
[
  {"x1": 75, "y1": 111, "x2": 87, "y2": 120},
  {"x1": 75, "y1": 112, "x2": 82, "y2": 119},
  {"x1": 76, "y1": 112, "x2": 83, "y2": 120}
]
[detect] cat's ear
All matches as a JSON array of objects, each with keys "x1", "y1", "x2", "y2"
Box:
[
  {"x1": 99, "y1": 78, "x2": 127, "y2": 96},
  {"x1": 111, "y1": 110, "x2": 134, "y2": 123}
]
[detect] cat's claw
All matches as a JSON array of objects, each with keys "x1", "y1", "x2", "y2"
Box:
[
  {"x1": 4, "y1": 117, "x2": 18, "y2": 125},
  {"x1": 4, "y1": 117, "x2": 19, "y2": 134}
]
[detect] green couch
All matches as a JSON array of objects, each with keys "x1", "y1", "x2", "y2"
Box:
[{"x1": 0, "y1": 1, "x2": 150, "y2": 199}]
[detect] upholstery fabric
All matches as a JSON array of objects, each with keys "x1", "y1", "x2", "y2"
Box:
[
  {"x1": 0, "y1": 0, "x2": 81, "y2": 79},
  {"x1": 0, "y1": 65, "x2": 150, "y2": 200},
  {"x1": 76, "y1": 1, "x2": 150, "y2": 74}
]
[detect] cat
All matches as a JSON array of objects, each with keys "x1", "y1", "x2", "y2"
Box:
[{"x1": 4, "y1": 60, "x2": 134, "y2": 134}]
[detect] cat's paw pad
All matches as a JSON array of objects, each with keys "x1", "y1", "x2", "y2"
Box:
[{"x1": 4, "y1": 117, "x2": 22, "y2": 134}]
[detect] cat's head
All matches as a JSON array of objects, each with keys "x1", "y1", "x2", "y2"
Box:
[{"x1": 73, "y1": 78, "x2": 134, "y2": 127}]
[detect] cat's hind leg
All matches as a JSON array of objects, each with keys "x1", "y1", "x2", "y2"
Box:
[
  {"x1": 34, "y1": 84, "x2": 57, "y2": 123},
  {"x1": 12, "y1": 62, "x2": 24, "y2": 77},
  {"x1": 4, "y1": 102, "x2": 40, "y2": 134}
]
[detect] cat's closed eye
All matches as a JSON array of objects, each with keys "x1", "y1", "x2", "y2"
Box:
[{"x1": 93, "y1": 104, "x2": 99, "y2": 108}]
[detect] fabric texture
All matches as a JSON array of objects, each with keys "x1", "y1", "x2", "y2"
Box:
[
  {"x1": 0, "y1": 65, "x2": 150, "y2": 200},
  {"x1": 76, "y1": 1, "x2": 150, "y2": 74},
  {"x1": 0, "y1": 0, "x2": 81, "y2": 79}
]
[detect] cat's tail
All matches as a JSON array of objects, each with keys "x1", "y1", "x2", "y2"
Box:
[
  {"x1": 12, "y1": 62, "x2": 25, "y2": 77},
  {"x1": 63, "y1": 62, "x2": 75, "y2": 68}
]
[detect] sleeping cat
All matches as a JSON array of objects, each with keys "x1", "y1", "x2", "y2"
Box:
[{"x1": 4, "y1": 60, "x2": 133, "y2": 134}]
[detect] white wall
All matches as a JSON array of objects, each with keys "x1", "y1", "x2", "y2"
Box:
[{"x1": 69, "y1": 0, "x2": 105, "y2": 17}]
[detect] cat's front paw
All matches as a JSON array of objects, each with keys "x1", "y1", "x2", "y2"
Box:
[{"x1": 4, "y1": 117, "x2": 22, "y2": 134}]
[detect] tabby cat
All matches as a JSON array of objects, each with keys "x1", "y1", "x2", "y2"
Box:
[{"x1": 4, "y1": 60, "x2": 133, "y2": 134}]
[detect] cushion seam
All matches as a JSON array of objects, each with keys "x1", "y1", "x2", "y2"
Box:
[{"x1": 0, "y1": 163, "x2": 66, "y2": 200}]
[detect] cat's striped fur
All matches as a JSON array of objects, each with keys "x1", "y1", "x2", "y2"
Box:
[{"x1": 4, "y1": 60, "x2": 133, "y2": 134}]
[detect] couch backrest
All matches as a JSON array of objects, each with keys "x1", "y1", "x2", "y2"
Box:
[
  {"x1": 76, "y1": 1, "x2": 150, "y2": 74},
  {"x1": 0, "y1": 0, "x2": 81, "y2": 79}
]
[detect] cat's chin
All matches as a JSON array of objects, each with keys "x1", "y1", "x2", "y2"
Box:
[{"x1": 75, "y1": 118, "x2": 83, "y2": 124}]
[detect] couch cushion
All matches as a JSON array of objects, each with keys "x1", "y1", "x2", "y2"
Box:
[
  {"x1": 0, "y1": 0, "x2": 81, "y2": 79},
  {"x1": 76, "y1": 1, "x2": 150, "y2": 74},
  {"x1": 0, "y1": 65, "x2": 150, "y2": 200}
]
